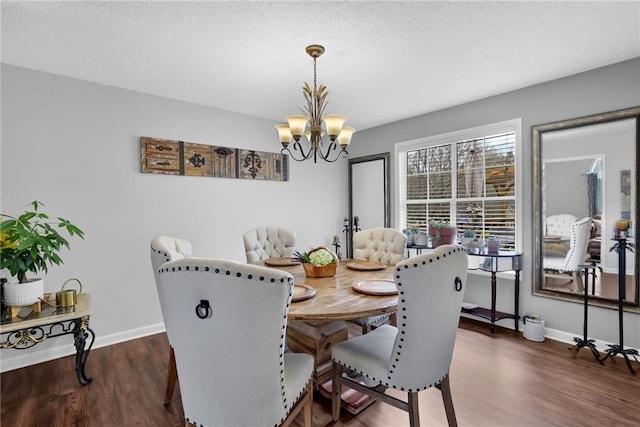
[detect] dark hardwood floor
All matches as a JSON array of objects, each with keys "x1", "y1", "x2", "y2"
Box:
[{"x1": 2, "y1": 318, "x2": 639, "y2": 426}]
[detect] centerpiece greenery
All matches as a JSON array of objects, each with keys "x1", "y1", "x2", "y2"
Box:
[
  {"x1": 0, "y1": 201, "x2": 84, "y2": 306},
  {"x1": 294, "y1": 246, "x2": 338, "y2": 278}
]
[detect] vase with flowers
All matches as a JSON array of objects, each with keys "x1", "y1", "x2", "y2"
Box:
[
  {"x1": 294, "y1": 246, "x2": 338, "y2": 278},
  {"x1": 0, "y1": 201, "x2": 84, "y2": 307}
]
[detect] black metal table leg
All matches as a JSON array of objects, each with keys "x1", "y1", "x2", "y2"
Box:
[
  {"x1": 514, "y1": 270, "x2": 520, "y2": 332},
  {"x1": 490, "y1": 271, "x2": 497, "y2": 333},
  {"x1": 73, "y1": 318, "x2": 95, "y2": 385}
]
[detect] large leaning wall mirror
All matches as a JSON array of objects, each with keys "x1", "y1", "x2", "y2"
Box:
[
  {"x1": 347, "y1": 153, "x2": 390, "y2": 258},
  {"x1": 532, "y1": 106, "x2": 640, "y2": 312}
]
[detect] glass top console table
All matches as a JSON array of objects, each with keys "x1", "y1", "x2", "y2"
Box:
[
  {"x1": 0, "y1": 293, "x2": 94, "y2": 385},
  {"x1": 465, "y1": 250, "x2": 523, "y2": 333}
]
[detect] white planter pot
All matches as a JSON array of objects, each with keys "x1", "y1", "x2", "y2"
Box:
[
  {"x1": 414, "y1": 233, "x2": 429, "y2": 246},
  {"x1": 3, "y1": 278, "x2": 44, "y2": 306}
]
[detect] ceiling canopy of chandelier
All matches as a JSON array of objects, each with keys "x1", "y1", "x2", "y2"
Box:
[{"x1": 275, "y1": 44, "x2": 355, "y2": 163}]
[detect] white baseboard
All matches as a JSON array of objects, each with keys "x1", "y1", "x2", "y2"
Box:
[
  {"x1": 3, "y1": 318, "x2": 638, "y2": 373},
  {"x1": 461, "y1": 313, "x2": 639, "y2": 354},
  {"x1": 0, "y1": 322, "x2": 166, "y2": 373}
]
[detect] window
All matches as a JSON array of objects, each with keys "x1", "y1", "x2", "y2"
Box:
[{"x1": 396, "y1": 119, "x2": 522, "y2": 250}]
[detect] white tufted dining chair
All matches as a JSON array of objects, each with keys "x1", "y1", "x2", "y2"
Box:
[
  {"x1": 350, "y1": 228, "x2": 407, "y2": 333},
  {"x1": 545, "y1": 214, "x2": 579, "y2": 238},
  {"x1": 150, "y1": 235, "x2": 193, "y2": 405},
  {"x1": 156, "y1": 257, "x2": 314, "y2": 427},
  {"x1": 331, "y1": 245, "x2": 468, "y2": 427},
  {"x1": 243, "y1": 226, "x2": 297, "y2": 263},
  {"x1": 544, "y1": 216, "x2": 592, "y2": 293}
]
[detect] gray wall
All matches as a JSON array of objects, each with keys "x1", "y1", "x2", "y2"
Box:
[
  {"x1": 2, "y1": 58, "x2": 639, "y2": 371},
  {"x1": 350, "y1": 58, "x2": 640, "y2": 347},
  {"x1": 1, "y1": 64, "x2": 348, "y2": 370}
]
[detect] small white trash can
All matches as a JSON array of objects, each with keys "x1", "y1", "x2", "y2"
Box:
[{"x1": 523, "y1": 314, "x2": 545, "y2": 342}]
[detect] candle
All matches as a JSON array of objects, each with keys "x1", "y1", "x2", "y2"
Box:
[
  {"x1": 615, "y1": 220, "x2": 629, "y2": 230},
  {"x1": 333, "y1": 235, "x2": 340, "y2": 244}
]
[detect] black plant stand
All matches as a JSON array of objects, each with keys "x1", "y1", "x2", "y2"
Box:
[
  {"x1": 600, "y1": 238, "x2": 638, "y2": 374},
  {"x1": 569, "y1": 264, "x2": 603, "y2": 363}
]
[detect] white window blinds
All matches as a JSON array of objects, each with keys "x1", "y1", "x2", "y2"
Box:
[{"x1": 398, "y1": 121, "x2": 520, "y2": 250}]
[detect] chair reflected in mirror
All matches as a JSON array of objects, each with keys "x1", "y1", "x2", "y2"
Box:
[{"x1": 543, "y1": 217, "x2": 592, "y2": 293}]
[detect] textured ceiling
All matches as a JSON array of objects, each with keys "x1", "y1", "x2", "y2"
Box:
[{"x1": 2, "y1": 1, "x2": 639, "y2": 131}]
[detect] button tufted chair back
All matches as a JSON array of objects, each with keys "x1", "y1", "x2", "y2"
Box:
[
  {"x1": 350, "y1": 228, "x2": 407, "y2": 333},
  {"x1": 156, "y1": 258, "x2": 314, "y2": 426},
  {"x1": 545, "y1": 214, "x2": 578, "y2": 237},
  {"x1": 150, "y1": 235, "x2": 193, "y2": 405},
  {"x1": 352, "y1": 228, "x2": 407, "y2": 265},
  {"x1": 544, "y1": 217, "x2": 592, "y2": 291},
  {"x1": 331, "y1": 245, "x2": 468, "y2": 426},
  {"x1": 243, "y1": 226, "x2": 296, "y2": 263},
  {"x1": 150, "y1": 235, "x2": 193, "y2": 276}
]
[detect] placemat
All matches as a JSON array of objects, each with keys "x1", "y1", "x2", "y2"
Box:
[
  {"x1": 264, "y1": 257, "x2": 301, "y2": 267},
  {"x1": 352, "y1": 279, "x2": 397, "y2": 296},
  {"x1": 292, "y1": 284, "x2": 316, "y2": 302},
  {"x1": 346, "y1": 261, "x2": 387, "y2": 271}
]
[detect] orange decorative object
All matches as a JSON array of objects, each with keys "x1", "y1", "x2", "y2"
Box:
[{"x1": 303, "y1": 262, "x2": 337, "y2": 278}]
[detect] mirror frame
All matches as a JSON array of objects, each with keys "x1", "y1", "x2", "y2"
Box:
[
  {"x1": 532, "y1": 106, "x2": 640, "y2": 312},
  {"x1": 347, "y1": 152, "x2": 390, "y2": 258}
]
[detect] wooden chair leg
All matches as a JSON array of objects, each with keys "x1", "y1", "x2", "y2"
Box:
[
  {"x1": 389, "y1": 312, "x2": 397, "y2": 327},
  {"x1": 408, "y1": 391, "x2": 420, "y2": 427},
  {"x1": 304, "y1": 383, "x2": 313, "y2": 427},
  {"x1": 331, "y1": 361, "x2": 343, "y2": 421},
  {"x1": 362, "y1": 324, "x2": 372, "y2": 334},
  {"x1": 438, "y1": 374, "x2": 458, "y2": 427},
  {"x1": 163, "y1": 346, "x2": 177, "y2": 405}
]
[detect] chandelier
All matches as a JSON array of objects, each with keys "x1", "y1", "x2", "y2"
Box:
[{"x1": 275, "y1": 44, "x2": 356, "y2": 163}]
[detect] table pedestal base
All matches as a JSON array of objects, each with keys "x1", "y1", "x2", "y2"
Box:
[
  {"x1": 287, "y1": 321, "x2": 348, "y2": 387},
  {"x1": 287, "y1": 321, "x2": 376, "y2": 413},
  {"x1": 318, "y1": 378, "x2": 376, "y2": 415}
]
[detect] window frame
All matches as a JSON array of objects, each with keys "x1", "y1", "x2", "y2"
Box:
[{"x1": 394, "y1": 119, "x2": 523, "y2": 252}]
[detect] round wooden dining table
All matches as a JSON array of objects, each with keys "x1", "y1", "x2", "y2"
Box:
[
  {"x1": 260, "y1": 258, "x2": 399, "y2": 414},
  {"x1": 259, "y1": 259, "x2": 398, "y2": 322}
]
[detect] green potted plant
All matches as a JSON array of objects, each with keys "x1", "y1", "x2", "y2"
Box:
[
  {"x1": 294, "y1": 246, "x2": 338, "y2": 278},
  {"x1": 428, "y1": 220, "x2": 457, "y2": 247},
  {"x1": 0, "y1": 201, "x2": 84, "y2": 306}
]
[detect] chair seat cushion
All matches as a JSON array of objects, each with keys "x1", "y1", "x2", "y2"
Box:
[
  {"x1": 332, "y1": 324, "x2": 397, "y2": 386},
  {"x1": 283, "y1": 352, "x2": 314, "y2": 411}
]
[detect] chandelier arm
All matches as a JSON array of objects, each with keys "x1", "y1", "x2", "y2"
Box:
[
  {"x1": 319, "y1": 141, "x2": 337, "y2": 160},
  {"x1": 281, "y1": 146, "x2": 312, "y2": 162},
  {"x1": 294, "y1": 140, "x2": 315, "y2": 160},
  {"x1": 319, "y1": 147, "x2": 348, "y2": 163}
]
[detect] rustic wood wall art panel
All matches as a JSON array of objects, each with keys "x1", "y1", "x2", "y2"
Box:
[{"x1": 140, "y1": 137, "x2": 289, "y2": 181}]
